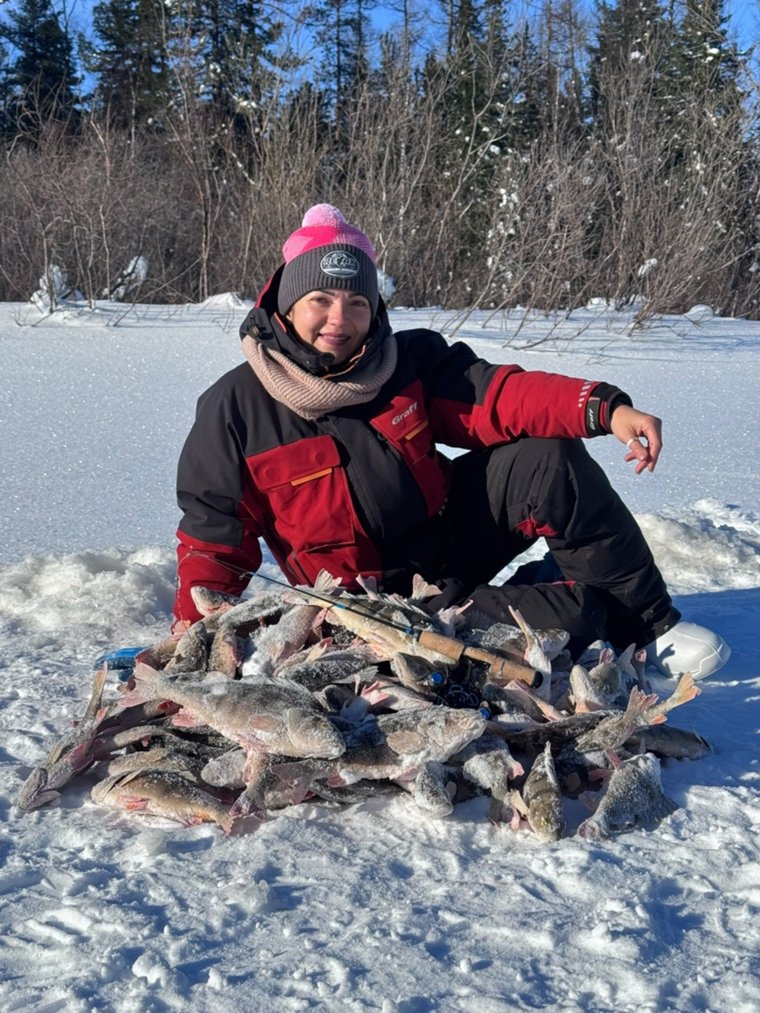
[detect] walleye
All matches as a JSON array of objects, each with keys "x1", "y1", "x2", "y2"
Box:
[
  {"x1": 510, "y1": 742, "x2": 566, "y2": 842},
  {"x1": 453, "y1": 734, "x2": 524, "y2": 823},
  {"x1": 272, "y1": 706, "x2": 486, "y2": 816},
  {"x1": 249, "y1": 602, "x2": 322, "y2": 674},
  {"x1": 92, "y1": 768, "x2": 236, "y2": 834},
  {"x1": 626, "y1": 724, "x2": 711, "y2": 760},
  {"x1": 17, "y1": 667, "x2": 110, "y2": 811},
  {"x1": 577, "y1": 752, "x2": 678, "y2": 840},
  {"x1": 207, "y1": 624, "x2": 245, "y2": 678},
  {"x1": 570, "y1": 647, "x2": 627, "y2": 712},
  {"x1": 125, "y1": 663, "x2": 346, "y2": 761},
  {"x1": 164, "y1": 620, "x2": 209, "y2": 674},
  {"x1": 574, "y1": 674, "x2": 699, "y2": 754}
]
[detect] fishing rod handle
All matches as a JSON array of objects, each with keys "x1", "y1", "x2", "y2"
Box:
[{"x1": 416, "y1": 630, "x2": 541, "y2": 688}]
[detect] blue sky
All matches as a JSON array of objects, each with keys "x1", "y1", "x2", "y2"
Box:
[{"x1": 10, "y1": 1, "x2": 760, "y2": 64}]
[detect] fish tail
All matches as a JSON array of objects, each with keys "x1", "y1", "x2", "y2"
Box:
[
  {"x1": 312, "y1": 569, "x2": 343, "y2": 593},
  {"x1": 668, "y1": 672, "x2": 700, "y2": 708},
  {"x1": 624, "y1": 687, "x2": 661, "y2": 729},
  {"x1": 132, "y1": 662, "x2": 170, "y2": 699},
  {"x1": 218, "y1": 809, "x2": 238, "y2": 835},
  {"x1": 642, "y1": 672, "x2": 701, "y2": 725}
]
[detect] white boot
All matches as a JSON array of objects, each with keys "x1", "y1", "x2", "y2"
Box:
[{"x1": 645, "y1": 621, "x2": 730, "y2": 681}]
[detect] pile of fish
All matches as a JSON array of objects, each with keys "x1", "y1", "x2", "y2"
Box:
[{"x1": 17, "y1": 571, "x2": 710, "y2": 842}]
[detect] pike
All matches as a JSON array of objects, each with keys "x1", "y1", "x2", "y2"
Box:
[{"x1": 277, "y1": 570, "x2": 543, "y2": 689}]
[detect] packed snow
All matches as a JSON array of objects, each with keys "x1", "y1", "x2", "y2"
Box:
[{"x1": 1, "y1": 296, "x2": 758, "y2": 1012}]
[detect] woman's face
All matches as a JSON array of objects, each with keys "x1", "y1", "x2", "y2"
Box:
[{"x1": 286, "y1": 289, "x2": 372, "y2": 366}]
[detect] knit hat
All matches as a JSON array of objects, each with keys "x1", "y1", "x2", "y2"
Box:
[{"x1": 277, "y1": 204, "x2": 379, "y2": 316}]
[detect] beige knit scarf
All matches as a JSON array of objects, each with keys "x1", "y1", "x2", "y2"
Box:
[{"x1": 241, "y1": 333, "x2": 398, "y2": 420}]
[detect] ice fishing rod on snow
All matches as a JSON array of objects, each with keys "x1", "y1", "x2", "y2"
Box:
[{"x1": 243, "y1": 568, "x2": 543, "y2": 689}]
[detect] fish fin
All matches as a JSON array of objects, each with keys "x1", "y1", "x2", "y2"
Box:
[
  {"x1": 355, "y1": 574, "x2": 381, "y2": 598},
  {"x1": 131, "y1": 662, "x2": 169, "y2": 698},
  {"x1": 83, "y1": 666, "x2": 109, "y2": 721},
  {"x1": 123, "y1": 796, "x2": 150, "y2": 812},
  {"x1": 508, "y1": 789, "x2": 528, "y2": 817},
  {"x1": 169, "y1": 709, "x2": 205, "y2": 729},
  {"x1": 410, "y1": 574, "x2": 443, "y2": 600},
  {"x1": 311, "y1": 570, "x2": 343, "y2": 594},
  {"x1": 248, "y1": 714, "x2": 280, "y2": 733},
  {"x1": 671, "y1": 671, "x2": 700, "y2": 706}
]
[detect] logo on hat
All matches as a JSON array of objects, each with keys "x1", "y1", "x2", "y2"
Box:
[{"x1": 320, "y1": 251, "x2": 360, "y2": 278}]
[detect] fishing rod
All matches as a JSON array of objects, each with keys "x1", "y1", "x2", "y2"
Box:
[{"x1": 235, "y1": 565, "x2": 543, "y2": 690}]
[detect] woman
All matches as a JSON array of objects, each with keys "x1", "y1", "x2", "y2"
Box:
[{"x1": 174, "y1": 204, "x2": 729, "y2": 679}]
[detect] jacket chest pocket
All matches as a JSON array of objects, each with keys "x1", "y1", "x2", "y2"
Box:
[
  {"x1": 247, "y1": 436, "x2": 355, "y2": 550},
  {"x1": 371, "y1": 386, "x2": 434, "y2": 464}
]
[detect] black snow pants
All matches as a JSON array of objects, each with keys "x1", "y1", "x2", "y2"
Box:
[{"x1": 427, "y1": 437, "x2": 680, "y2": 655}]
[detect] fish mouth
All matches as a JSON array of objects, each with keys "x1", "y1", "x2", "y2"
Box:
[
  {"x1": 16, "y1": 769, "x2": 59, "y2": 810},
  {"x1": 17, "y1": 768, "x2": 60, "y2": 810}
]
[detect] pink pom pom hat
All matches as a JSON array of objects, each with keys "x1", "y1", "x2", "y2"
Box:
[{"x1": 277, "y1": 204, "x2": 379, "y2": 316}]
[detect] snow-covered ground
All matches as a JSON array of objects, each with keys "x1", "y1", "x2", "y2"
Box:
[{"x1": 1, "y1": 297, "x2": 758, "y2": 1012}]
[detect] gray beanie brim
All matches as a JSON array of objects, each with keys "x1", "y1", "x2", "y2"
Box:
[{"x1": 277, "y1": 243, "x2": 379, "y2": 316}]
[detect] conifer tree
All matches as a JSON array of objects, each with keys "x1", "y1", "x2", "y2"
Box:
[
  {"x1": 0, "y1": 0, "x2": 80, "y2": 128},
  {"x1": 588, "y1": 0, "x2": 672, "y2": 127},
  {"x1": 84, "y1": 0, "x2": 169, "y2": 131},
  {"x1": 539, "y1": 0, "x2": 586, "y2": 143},
  {"x1": 307, "y1": 0, "x2": 375, "y2": 115},
  {"x1": 188, "y1": 0, "x2": 287, "y2": 121},
  {"x1": 669, "y1": 0, "x2": 743, "y2": 116}
]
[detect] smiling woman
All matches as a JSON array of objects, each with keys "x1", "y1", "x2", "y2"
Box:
[
  {"x1": 286, "y1": 290, "x2": 373, "y2": 366},
  {"x1": 172, "y1": 202, "x2": 729, "y2": 680}
]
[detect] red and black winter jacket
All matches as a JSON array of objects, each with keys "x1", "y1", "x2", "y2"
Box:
[{"x1": 174, "y1": 285, "x2": 628, "y2": 625}]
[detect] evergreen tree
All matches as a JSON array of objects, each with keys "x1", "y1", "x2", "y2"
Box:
[
  {"x1": 669, "y1": 0, "x2": 743, "y2": 117},
  {"x1": 422, "y1": 0, "x2": 510, "y2": 301},
  {"x1": 502, "y1": 23, "x2": 550, "y2": 149},
  {"x1": 306, "y1": 0, "x2": 375, "y2": 115},
  {"x1": 188, "y1": 0, "x2": 287, "y2": 121},
  {"x1": 588, "y1": 0, "x2": 672, "y2": 126},
  {"x1": 84, "y1": 0, "x2": 169, "y2": 131},
  {"x1": 665, "y1": 1, "x2": 753, "y2": 309},
  {"x1": 1, "y1": 0, "x2": 80, "y2": 128}
]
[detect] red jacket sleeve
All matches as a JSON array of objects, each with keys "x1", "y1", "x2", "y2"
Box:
[
  {"x1": 416, "y1": 333, "x2": 614, "y2": 448},
  {"x1": 174, "y1": 533, "x2": 261, "y2": 627},
  {"x1": 474, "y1": 366, "x2": 599, "y2": 443}
]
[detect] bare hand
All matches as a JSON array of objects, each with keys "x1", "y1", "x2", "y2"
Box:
[{"x1": 609, "y1": 405, "x2": 663, "y2": 474}]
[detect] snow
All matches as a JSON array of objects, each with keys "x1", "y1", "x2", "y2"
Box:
[{"x1": 1, "y1": 297, "x2": 759, "y2": 1011}]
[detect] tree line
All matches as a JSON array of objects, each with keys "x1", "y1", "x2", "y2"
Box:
[{"x1": 1, "y1": 0, "x2": 758, "y2": 319}]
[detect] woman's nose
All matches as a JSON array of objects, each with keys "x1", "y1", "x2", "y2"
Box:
[{"x1": 326, "y1": 299, "x2": 349, "y2": 326}]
